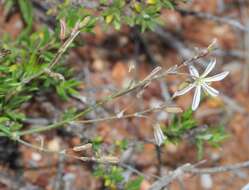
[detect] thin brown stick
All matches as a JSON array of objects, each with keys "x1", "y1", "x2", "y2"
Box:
[
  {"x1": 149, "y1": 161, "x2": 249, "y2": 190},
  {"x1": 176, "y1": 8, "x2": 249, "y2": 32}
]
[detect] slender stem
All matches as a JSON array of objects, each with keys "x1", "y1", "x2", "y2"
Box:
[
  {"x1": 22, "y1": 31, "x2": 80, "y2": 84},
  {"x1": 49, "y1": 31, "x2": 80, "y2": 69},
  {"x1": 17, "y1": 119, "x2": 70, "y2": 136},
  {"x1": 16, "y1": 137, "x2": 65, "y2": 154},
  {"x1": 16, "y1": 68, "x2": 186, "y2": 137},
  {"x1": 156, "y1": 145, "x2": 162, "y2": 176},
  {"x1": 149, "y1": 160, "x2": 249, "y2": 190},
  {"x1": 76, "y1": 104, "x2": 167, "y2": 124},
  {"x1": 4, "y1": 30, "x2": 81, "y2": 106},
  {"x1": 16, "y1": 137, "x2": 120, "y2": 164},
  {"x1": 16, "y1": 40, "x2": 213, "y2": 137},
  {"x1": 17, "y1": 68, "x2": 166, "y2": 136}
]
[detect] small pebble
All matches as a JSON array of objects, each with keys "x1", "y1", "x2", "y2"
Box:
[
  {"x1": 31, "y1": 152, "x2": 42, "y2": 162},
  {"x1": 200, "y1": 174, "x2": 213, "y2": 189}
]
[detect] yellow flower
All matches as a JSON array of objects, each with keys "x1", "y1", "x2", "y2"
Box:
[
  {"x1": 147, "y1": 0, "x2": 157, "y2": 5},
  {"x1": 105, "y1": 15, "x2": 114, "y2": 24}
]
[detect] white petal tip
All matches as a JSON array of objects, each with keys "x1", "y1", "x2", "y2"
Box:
[
  {"x1": 223, "y1": 71, "x2": 230, "y2": 76},
  {"x1": 204, "y1": 71, "x2": 230, "y2": 82},
  {"x1": 213, "y1": 91, "x2": 219, "y2": 96},
  {"x1": 172, "y1": 93, "x2": 178, "y2": 98},
  {"x1": 218, "y1": 71, "x2": 230, "y2": 80},
  {"x1": 191, "y1": 105, "x2": 198, "y2": 111}
]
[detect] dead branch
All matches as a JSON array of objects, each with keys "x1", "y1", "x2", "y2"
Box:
[
  {"x1": 149, "y1": 160, "x2": 249, "y2": 190},
  {"x1": 176, "y1": 8, "x2": 249, "y2": 33}
]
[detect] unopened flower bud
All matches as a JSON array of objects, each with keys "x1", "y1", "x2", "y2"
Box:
[
  {"x1": 73, "y1": 143, "x2": 92, "y2": 152},
  {"x1": 153, "y1": 124, "x2": 166, "y2": 146},
  {"x1": 60, "y1": 19, "x2": 67, "y2": 40},
  {"x1": 165, "y1": 106, "x2": 183, "y2": 113},
  {"x1": 101, "y1": 156, "x2": 120, "y2": 164},
  {"x1": 79, "y1": 16, "x2": 91, "y2": 28}
]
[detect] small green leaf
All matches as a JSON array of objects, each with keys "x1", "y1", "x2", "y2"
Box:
[
  {"x1": 10, "y1": 123, "x2": 23, "y2": 132},
  {"x1": 0, "y1": 124, "x2": 11, "y2": 135},
  {"x1": 162, "y1": 0, "x2": 174, "y2": 9},
  {"x1": 0, "y1": 117, "x2": 9, "y2": 123},
  {"x1": 197, "y1": 134, "x2": 212, "y2": 141},
  {"x1": 125, "y1": 176, "x2": 144, "y2": 190},
  {"x1": 18, "y1": 0, "x2": 33, "y2": 26}
]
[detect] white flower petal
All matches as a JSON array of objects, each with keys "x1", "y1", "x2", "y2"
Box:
[
  {"x1": 202, "y1": 83, "x2": 219, "y2": 97},
  {"x1": 189, "y1": 65, "x2": 199, "y2": 77},
  {"x1": 192, "y1": 85, "x2": 201, "y2": 111},
  {"x1": 241, "y1": 183, "x2": 249, "y2": 190},
  {"x1": 173, "y1": 83, "x2": 194, "y2": 97},
  {"x1": 204, "y1": 71, "x2": 229, "y2": 82},
  {"x1": 201, "y1": 59, "x2": 216, "y2": 77},
  {"x1": 153, "y1": 124, "x2": 166, "y2": 146}
]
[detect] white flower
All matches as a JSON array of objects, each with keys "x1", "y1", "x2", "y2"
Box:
[
  {"x1": 153, "y1": 124, "x2": 166, "y2": 146},
  {"x1": 173, "y1": 59, "x2": 229, "y2": 111}
]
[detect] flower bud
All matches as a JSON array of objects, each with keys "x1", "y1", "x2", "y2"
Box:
[
  {"x1": 73, "y1": 143, "x2": 92, "y2": 152},
  {"x1": 165, "y1": 106, "x2": 183, "y2": 113},
  {"x1": 101, "y1": 156, "x2": 120, "y2": 164},
  {"x1": 60, "y1": 19, "x2": 67, "y2": 40},
  {"x1": 153, "y1": 124, "x2": 166, "y2": 146}
]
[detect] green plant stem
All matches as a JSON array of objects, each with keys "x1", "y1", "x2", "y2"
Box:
[
  {"x1": 3, "y1": 30, "x2": 81, "y2": 106},
  {"x1": 16, "y1": 69, "x2": 166, "y2": 137},
  {"x1": 22, "y1": 30, "x2": 80, "y2": 84},
  {"x1": 16, "y1": 119, "x2": 71, "y2": 136},
  {"x1": 16, "y1": 38, "x2": 210, "y2": 137}
]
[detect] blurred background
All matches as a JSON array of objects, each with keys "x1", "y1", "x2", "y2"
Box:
[{"x1": 0, "y1": 0, "x2": 249, "y2": 189}]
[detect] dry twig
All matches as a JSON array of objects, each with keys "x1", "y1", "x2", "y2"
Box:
[{"x1": 149, "y1": 160, "x2": 249, "y2": 190}]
